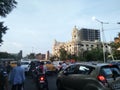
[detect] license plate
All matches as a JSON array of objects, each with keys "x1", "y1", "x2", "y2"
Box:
[{"x1": 40, "y1": 81, "x2": 45, "y2": 83}]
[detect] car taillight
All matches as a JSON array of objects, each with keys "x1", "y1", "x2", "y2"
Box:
[
  {"x1": 108, "y1": 64, "x2": 113, "y2": 66},
  {"x1": 98, "y1": 75, "x2": 106, "y2": 81},
  {"x1": 97, "y1": 75, "x2": 108, "y2": 86}
]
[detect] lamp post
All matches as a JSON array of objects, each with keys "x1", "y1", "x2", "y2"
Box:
[
  {"x1": 117, "y1": 22, "x2": 120, "y2": 24},
  {"x1": 92, "y1": 17, "x2": 109, "y2": 63}
]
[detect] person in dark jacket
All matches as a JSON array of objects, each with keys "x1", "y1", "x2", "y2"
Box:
[
  {"x1": 0, "y1": 62, "x2": 8, "y2": 90},
  {"x1": 5, "y1": 61, "x2": 12, "y2": 74}
]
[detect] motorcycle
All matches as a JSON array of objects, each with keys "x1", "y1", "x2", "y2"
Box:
[
  {"x1": 37, "y1": 73, "x2": 48, "y2": 90},
  {"x1": 34, "y1": 66, "x2": 49, "y2": 90}
]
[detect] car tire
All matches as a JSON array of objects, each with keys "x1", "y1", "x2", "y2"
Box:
[{"x1": 57, "y1": 81, "x2": 65, "y2": 90}]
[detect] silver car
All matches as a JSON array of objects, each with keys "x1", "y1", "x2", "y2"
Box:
[{"x1": 56, "y1": 63, "x2": 120, "y2": 90}]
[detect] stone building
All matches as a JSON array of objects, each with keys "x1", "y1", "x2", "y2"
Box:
[{"x1": 52, "y1": 26, "x2": 102, "y2": 57}]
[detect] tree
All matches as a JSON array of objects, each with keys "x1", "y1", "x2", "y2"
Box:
[
  {"x1": 27, "y1": 53, "x2": 36, "y2": 59},
  {"x1": 0, "y1": 52, "x2": 16, "y2": 59},
  {"x1": 0, "y1": 22, "x2": 8, "y2": 45},
  {"x1": 0, "y1": 0, "x2": 17, "y2": 44},
  {"x1": 0, "y1": 0, "x2": 17, "y2": 17},
  {"x1": 84, "y1": 48, "x2": 103, "y2": 62},
  {"x1": 110, "y1": 41, "x2": 120, "y2": 60},
  {"x1": 59, "y1": 48, "x2": 68, "y2": 61}
]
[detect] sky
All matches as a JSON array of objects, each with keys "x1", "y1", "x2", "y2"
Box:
[{"x1": 0, "y1": 0, "x2": 120, "y2": 57}]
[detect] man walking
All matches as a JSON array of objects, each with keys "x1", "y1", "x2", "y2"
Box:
[{"x1": 9, "y1": 61, "x2": 25, "y2": 90}]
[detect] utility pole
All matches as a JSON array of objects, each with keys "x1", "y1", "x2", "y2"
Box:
[{"x1": 92, "y1": 17, "x2": 109, "y2": 63}]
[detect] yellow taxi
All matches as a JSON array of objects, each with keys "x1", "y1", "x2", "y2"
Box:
[{"x1": 40, "y1": 60, "x2": 57, "y2": 73}]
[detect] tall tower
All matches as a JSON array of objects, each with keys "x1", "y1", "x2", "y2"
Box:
[{"x1": 72, "y1": 26, "x2": 80, "y2": 42}]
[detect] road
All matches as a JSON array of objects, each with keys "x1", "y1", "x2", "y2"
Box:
[{"x1": 24, "y1": 73, "x2": 57, "y2": 90}]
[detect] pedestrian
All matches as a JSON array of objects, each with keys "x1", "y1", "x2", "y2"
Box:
[
  {"x1": 42, "y1": 62, "x2": 47, "y2": 75},
  {"x1": 0, "y1": 62, "x2": 9, "y2": 90},
  {"x1": 61, "y1": 61, "x2": 67, "y2": 70},
  {"x1": 5, "y1": 61, "x2": 13, "y2": 75},
  {"x1": 9, "y1": 61, "x2": 25, "y2": 90}
]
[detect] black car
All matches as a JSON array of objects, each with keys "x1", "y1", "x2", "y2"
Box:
[
  {"x1": 108, "y1": 60, "x2": 120, "y2": 69},
  {"x1": 56, "y1": 62, "x2": 120, "y2": 90}
]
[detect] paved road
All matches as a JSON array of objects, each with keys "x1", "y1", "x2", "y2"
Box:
[{"x1": 24, "y1": 74, "x2": 57, "y2": 90}]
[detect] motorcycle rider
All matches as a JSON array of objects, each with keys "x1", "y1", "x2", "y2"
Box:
[{"x1": 37, "y1": 61, "x2": 48, "y2": 90}]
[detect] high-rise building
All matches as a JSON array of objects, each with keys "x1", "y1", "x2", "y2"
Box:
[{"x1": 79, "y1": 28, "x2": 100, "y2": 41}]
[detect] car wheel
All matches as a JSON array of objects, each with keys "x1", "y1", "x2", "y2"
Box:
[{"x1": 57, "y1": 81, "x2": 64, "y2": 90}]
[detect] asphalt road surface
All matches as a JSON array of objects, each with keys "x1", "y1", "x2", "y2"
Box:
[{"x1": 24, "y1": 73, "x2": 57, "y2": 90}]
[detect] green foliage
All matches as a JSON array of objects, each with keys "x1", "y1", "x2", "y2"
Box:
[
  {"x1": 110, "y1": 41, "x2": 120, "y2": 60},
  {"x1": 0, "y1": 22, "x2": 8, "y2": 45},
  {"x1": 0, "y1": 0, "x2": 17, "y2": 45},
  {"x1": 0, "y1": 0, "x2": 17, "y2": 17},
  {"x1": 59, "y1": 48, "x2": 67, "y2": 61},
  {"x1": 0, "y1": 52, "x2": 15, "y2": 58},
  {"x1": 83, "y1": 48, "x2": 103, "y2": 61},
  {"x1": 49, "y1": 55, "x2": 59, "y2": 62},
  {"x1": 58, "y1": 48, "x2": 78, "y2": 61},
  {"x1": 27, "y1": 53, "x2": 36, "y2": 59}
]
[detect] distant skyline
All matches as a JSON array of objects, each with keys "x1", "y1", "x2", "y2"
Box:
[{"x1": 0, "y1": 0, "x2": 120, "y2": 56}]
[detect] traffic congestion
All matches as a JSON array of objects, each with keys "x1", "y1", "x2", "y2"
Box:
[
  {"x1": 0, "y1": 59, "x2": 120, "y2": 90},
  {"x1": 1, "y1": 0, "x2": 120, "y2": 90}
]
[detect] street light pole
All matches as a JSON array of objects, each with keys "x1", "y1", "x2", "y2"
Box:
[{"x1": 92, "y1": 17, "x2": 109, "y2": 63}]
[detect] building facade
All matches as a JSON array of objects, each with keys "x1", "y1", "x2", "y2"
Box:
[{"x1": 52, "y1": 26, "x2": 102, "y2": 57}]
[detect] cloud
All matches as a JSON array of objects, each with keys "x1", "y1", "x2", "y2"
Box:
[
  {"x1": 12, "y1": 42, "x2": 23, "y2": 48},
  {"x1": 0, "y1": 42, "x2": 23, "y2": 53}
]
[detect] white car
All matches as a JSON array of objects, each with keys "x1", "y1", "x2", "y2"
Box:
[
  {"x1": 20, "y1": 60, "x2": 31, "y2": 72},
  {"x1": 53, "y1": 61, "x2": 63, "y2": 71}
]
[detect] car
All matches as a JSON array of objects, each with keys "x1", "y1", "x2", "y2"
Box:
[
  {"x1": 53, "y1": 61, "x2": 63, "y2": 71},
  {"x1": 20, "y1": 60, "x2": 31, "y2": 73},
  {"x1": 40, "y1": 60, "x2": 57, "y2": 74},
  {"x1": 56, "y1": 62, "x2": 120, "y2": 90},
  {"x1": 108, "y1": 60, "x2": 120, "y2": 69}
]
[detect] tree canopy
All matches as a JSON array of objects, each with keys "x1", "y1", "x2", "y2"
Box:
[
  {"x1": 0, "y1": 22, "x2": 8, "y2": 45},
  {"x1": 0, "y1": 0, "x2": 17, "y2": 45},
  {"x1": 0, "y1": 0, "x2": 17, "y2": 17}
]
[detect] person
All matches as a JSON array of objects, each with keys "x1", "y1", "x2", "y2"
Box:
[
  {"x1": 0, "y1": 62, "x2": 8, "y2": 90},
  {"x1": 37, "y1": 62, "x2": 47, "y2": 75},
  {"x1": 61, "y1": 61, "x2": 67, "y2": 70},
  {"x1": 58, "y1": 62, "x2": 62, "y2": 72},
  {"x1": 9, "y1": 61, "x2": 25, "y2": 90},
  {"x1": 5, "y1": 61, "x2": 12, "y2": 75}
]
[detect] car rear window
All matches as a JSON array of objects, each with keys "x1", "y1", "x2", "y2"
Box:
[{"x1": 100, "y1": 65, "x2": 120, "y2": 78}]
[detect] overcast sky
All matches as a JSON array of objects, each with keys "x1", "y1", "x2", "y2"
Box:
[{"x1": 0, "y1": 0, "x2": 120, "y2": 56}]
